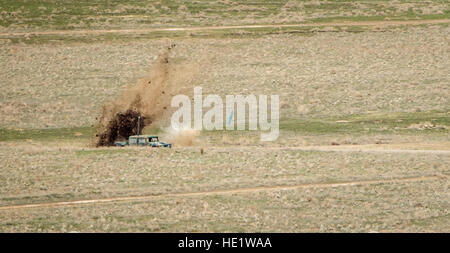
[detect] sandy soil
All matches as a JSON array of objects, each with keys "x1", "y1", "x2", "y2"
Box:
[
  {"x1": 0, "y1": 17, "x2": 448, "y2": 232},
  {"x1": 0, "y1": 174, "x2": 443, "y2": 211},
  {"x1": 1, "y1": 25, "x2": 449, "y2": 129},
  {"x1": 1, "y1": 19, "x2": 448, "y2": 37}
]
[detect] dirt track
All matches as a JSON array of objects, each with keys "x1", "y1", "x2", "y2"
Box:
[
  {"x1": 276, "y1": 146, "x2": 450, "y2": 155},
  {"x1": 1, "y1": 19, "x2": 448, "y2": 37},
  {"x1": 7, "y1": 143, "x2": 450, "y2": 154},
  {"x1": 0, "y1": 175, "x2": 443, "y2": 211},
  {"x1": 1, "y1": 15, "x2": 448, "y2": 231}
]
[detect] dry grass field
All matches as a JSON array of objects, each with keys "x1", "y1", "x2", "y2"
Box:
[
  {"x1": 0, "y1": 0, "x2": 448, "y2": 32},
  {"x1": 0, "y1": 1, "x2": 449, "y2": 232}
]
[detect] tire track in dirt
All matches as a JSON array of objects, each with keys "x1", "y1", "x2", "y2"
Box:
[
  {"x1": 276, "y1": 147, "x2": 450, "y2": 155},
  {"x1": 0, "y1": 175, "x2": 442, "y2": 211},
  {"x1": 4, "y1": 142, "x2": 449, "y2": 155},
  {"x1": 1, "y1": 19, "x2": 448, "y2": 37},
  {"x1": 209, "y1": 145, "x2": 450, "y2": 155}
]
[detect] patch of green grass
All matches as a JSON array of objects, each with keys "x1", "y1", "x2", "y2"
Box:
[
  {"x1": 0, "y1": 192, "x2": 76, "y2": 205},
  {"x1": 1, "y1": 111, "x2": 447, "y2": 142},
  {"x1": 2, "y1": 26, "x2": 320, "y2": 44},
  {"x1": 0, "y1": 126, "x2": 94, "y2": 142},
  {"x1": 0, "y1": 123, "x2": 165, "y2": 143},
  {"x1": 310, "y1": 12, "x2": 450, "y2": 24},
  {"x1": 340, "y1": 111, "x2": 450, "y2": 127},
  {"x1": 5, "y1": 20, "x2": 448, "y2": 45},
  {"x1": 0, "y1": 0, "x2": 448, "y2": 31},
  {"x1": 200, "y1": 111, "x2": 449, "y2": 140},
  {"x1": 281, "y1": 119, "x2": 362, "y2": 134},
  {"x1": 280, "y1": 111, "x2": 449, "y2": 134}
]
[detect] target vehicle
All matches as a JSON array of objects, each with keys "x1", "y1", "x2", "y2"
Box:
[{"x1": 114, "y1": 135, "x2": 172, "y2": 148}]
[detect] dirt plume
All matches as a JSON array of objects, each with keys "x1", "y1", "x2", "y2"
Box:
[
  {"x1": 96, "y1": 109, "x2": 148, "y2": 146},
  {"x1": 165, "y1": 127, "x2": 199, "y2": 147},
  {"x1": 94, "y1": 44, "x2": 198, "y2": 146}
]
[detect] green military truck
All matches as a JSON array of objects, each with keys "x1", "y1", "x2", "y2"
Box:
[{"x1": 114, "y1": 135, "x2": 172, "y2": 148}]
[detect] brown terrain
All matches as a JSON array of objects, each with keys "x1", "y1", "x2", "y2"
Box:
[{"x1": 0, "y1": 1, "x2": 449, "y2": 232}]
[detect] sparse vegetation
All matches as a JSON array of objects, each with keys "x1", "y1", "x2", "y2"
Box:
[
  {"x1": 0, "y1": 127, "x2": 93, "y2": 142},
  {"x1": 0, "y1": 1, "x2": 449, "y2": 233},
  {"x1": 0, "y1": 0, "x2": 448, "y2": 31},
  {"x1": 281, "y1": 111, "x2": 450, "y2": 134}
]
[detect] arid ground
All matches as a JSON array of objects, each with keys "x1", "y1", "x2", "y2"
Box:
[{"x1": 0, "y1": 0, "x2": 449, "y2": 232}]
